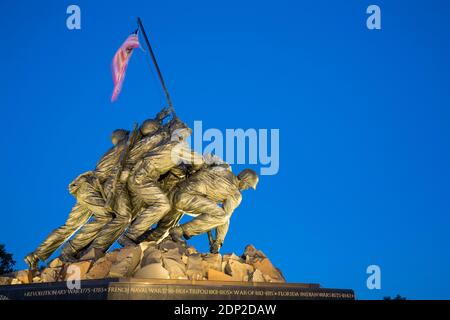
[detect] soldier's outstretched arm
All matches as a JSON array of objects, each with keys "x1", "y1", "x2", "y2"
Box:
[
  {"x1": 155, "y1": 107, "x2": 172, "y2": 123},
  {"x1": 209, "y1": 221, "x2": 230, "y2": 254},
  {"x1": 223, "y1": 192, "x2": 242, "y2": 217},
  {"x1": 209, "y1": 192, "x2": 242, "y2": 253}
]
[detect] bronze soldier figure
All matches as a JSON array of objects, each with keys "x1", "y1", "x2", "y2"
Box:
[
  {"x1": 169, "y1": 167, "x2": 259, "y2": 253},
  {"x1": 144, "y1": 154, "x2": 231, "y2": 244},
  {"x1": 135, "y1": 164, "x2": 192, "y2": 244},
  {"x1": 122, "y1": 115, "x2": 171, "y2": 217},
  {"x1": 60, "y1": 110, "x2": 171, "y2": 258},
  {"x1": 24, "y1": 129, "x2": 130, "y2": 269},
  {"x1": 117, "y1": 117, "x2": 204, "y2": 247}
]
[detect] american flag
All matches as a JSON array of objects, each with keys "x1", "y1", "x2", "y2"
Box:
[{"x1": 111, "y1": 33, "x2": 140, "y2": 102}]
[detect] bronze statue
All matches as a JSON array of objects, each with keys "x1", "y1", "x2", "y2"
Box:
[
  {"x1": 60, "y1": 110, "x2": 171, "y2": 258},
  {"x1": 25, "y1": 109, "x2": 259, "y2": 267}
]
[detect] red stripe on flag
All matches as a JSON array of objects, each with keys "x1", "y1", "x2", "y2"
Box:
[{"x1": 111, "y1": 34, "x2": 140, "y2": 102}]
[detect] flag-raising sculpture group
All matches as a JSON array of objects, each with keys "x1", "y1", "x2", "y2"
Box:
[
  {"x1": 24, "y1": 108, "x2": 259, "y2": 269},
  {"x1": 24, "y1": 18, "x2": 258, "y2": 270}
]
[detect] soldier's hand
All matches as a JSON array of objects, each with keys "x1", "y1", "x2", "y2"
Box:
[
  {"x1": 187, "y1": 165, "x2": 198, "y2": 176},
  {"x1": 156, "y1": 107, "x2": 171, "y2": 121},
  {"x1": 68, "y1": 171, "x2": 93, "y2": 194},
  {"x1": 210, "y1": 241, "x2": 222, "y2": 254}
]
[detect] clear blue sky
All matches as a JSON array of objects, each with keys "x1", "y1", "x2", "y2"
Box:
[{"x1": 0, "y1": 0, "x2": 449, "y2": 299}]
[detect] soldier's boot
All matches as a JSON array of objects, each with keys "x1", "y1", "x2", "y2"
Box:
[
  {"x1": 136, "y1": 229, "x2": 153, "y2": 243},
  {"x1": 79, "y1": 247, "x2": 105, "y2": 261},
  {"x1": 117, "y1": 234, "x2": 137, "y2": 248},
  {"x1": 169, "y1": 226, "x2": 186, "y2": 243},
  {"x1": 209, "y1": 241, "x2": 222, "y2": 254},
  {"x1": 24, "y1": 253, "x2": 40, "y2": 270},
  {"x1": 60, "y1": 243, "x2": 78, "y2": 263},
  {"x1": 145, "y1": 231, "x2": 163, "y2": 243}
]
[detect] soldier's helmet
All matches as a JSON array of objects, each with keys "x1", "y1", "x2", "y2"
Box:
[
  {"x1": 111, "y1": 129, "x2": 130, "y2": 146},
  {"x1": 237, "y1": 169, "x2": 259, "y2": 190},
  {"x1": 140, "y1": 119, "x2": 160, "y2": 136}
]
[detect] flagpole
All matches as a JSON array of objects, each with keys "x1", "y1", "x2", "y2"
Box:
[{"x1": 137, "y1": 17, "x2": 174, "y2": 112}]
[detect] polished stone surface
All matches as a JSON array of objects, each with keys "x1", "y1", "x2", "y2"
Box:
[{"x1": 0, "y1": 278, "x2": 355, "y2": 300}]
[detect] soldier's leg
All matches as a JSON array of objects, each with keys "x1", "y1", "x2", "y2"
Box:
[
  {"x1": 32, "y1": 203, "x2": 92, "y2": 261},
  {"x1": 124, "y1": 182, "x2": 171, "y2": 242},
  {"x1": 146, "y1": 209, "x2": 184, "y2": 242},
  {"x1": 88, "y1": 184, "x2": 133, "y2": 252},
  {"x1": 61, "y1": 182, "x2": 112, "y2": 257},
  {"x1": 61, "y1": 213, "x2": 113, "y2": 257},
  {"x1": 174, "y1": 193, "x2": 229, "y2": 238}
]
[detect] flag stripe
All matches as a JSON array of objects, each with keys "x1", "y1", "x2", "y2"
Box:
[{"x1": 111, "y1": 34, "x2": 140, "y2": 102}]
